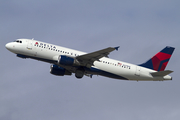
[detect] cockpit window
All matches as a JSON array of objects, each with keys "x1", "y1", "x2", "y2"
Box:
[{"x1": 14, "y1": 40, "x2": 22, "y2": 43}]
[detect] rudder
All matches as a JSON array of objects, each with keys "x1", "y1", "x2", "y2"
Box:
[{"x1": 139, "y1": 46, "x2": 175, "y2": 71}]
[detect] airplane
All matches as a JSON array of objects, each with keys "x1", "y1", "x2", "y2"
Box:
[{"x1": 5, "y1": 38, "x2": 175, "y2": 81}]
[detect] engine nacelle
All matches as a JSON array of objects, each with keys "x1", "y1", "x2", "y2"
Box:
[
  {"x1": 58, "y1": 55, "x2": 79, "y2": 66},
  {"x1": 50, "y1": 64, "x2": 72, "y2": 76}
]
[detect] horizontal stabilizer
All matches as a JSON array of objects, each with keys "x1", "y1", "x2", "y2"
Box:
[{"x1": 150, "y1": 70, "x2": 173, "y2": 77}]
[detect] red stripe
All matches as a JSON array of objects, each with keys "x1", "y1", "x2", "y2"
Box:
[
  {"x1": 155, "y1": 52, "x2": 171, "y2": 61},
  {"x1": 151, "y1": 52, "x2": 171, "y2": 71},
  {"x1": 151, "y1": 56, "x2": 160, "y2": 71}
]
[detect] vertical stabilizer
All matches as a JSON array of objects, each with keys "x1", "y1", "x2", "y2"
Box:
[{"x1": 139, "y1": 46, "x2": 175, "y2": 71}]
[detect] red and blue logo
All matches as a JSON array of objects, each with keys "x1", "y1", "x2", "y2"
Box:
[{"x1": 140, "y1": 46, "x2": 175, "y2": 71}]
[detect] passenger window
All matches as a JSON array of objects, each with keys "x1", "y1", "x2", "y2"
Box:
[{"x1": 20, "y1": 41, "x2": 22, "y2": 43}]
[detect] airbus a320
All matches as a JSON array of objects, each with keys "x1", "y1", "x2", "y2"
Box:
[{"x1": 5, "y1": 39, "x2": 175, "y2": 81}]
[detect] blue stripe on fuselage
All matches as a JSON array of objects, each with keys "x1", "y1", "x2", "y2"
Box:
[{"x1": 85, "y1": 67, "x2": 128, "y2": 80}]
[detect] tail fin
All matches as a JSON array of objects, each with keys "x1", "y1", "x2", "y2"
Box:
[{"x1": 139, "y1": 46, "x2": 175, "y2": 71}]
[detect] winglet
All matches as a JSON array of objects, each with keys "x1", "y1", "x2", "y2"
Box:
[{"x1": 114, "y1": 46, "x2": 120, "y2": 51}]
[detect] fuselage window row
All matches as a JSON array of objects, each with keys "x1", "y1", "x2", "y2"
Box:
[
  {"x1": 34, "y1": 44, "x2": 131, "y2": 69},
  {"x1": 101, "y1": 60, "x2": 130, "y2": 69},
  {"x1": 34, "y1": 44, "x2": 79, "y2": 57}
]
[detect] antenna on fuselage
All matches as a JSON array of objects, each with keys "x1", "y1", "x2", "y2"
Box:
[{"x1": 32, "y1": 38, "x2": 34, "y2": 40}]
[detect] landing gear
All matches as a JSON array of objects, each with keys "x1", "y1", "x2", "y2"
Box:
[{"x1": 75, "y1": 68, "x2": 85, "y2": 79}]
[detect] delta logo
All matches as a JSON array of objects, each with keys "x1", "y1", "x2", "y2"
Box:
[{"x1": 34, "y1": 41, "x2": 56, "y2": 49}]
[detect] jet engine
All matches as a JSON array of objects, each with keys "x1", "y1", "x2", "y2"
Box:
[
  {"x1": 50, "y1": 64, "x2": 72, "y2": 76},
  {"x1": 58, "y1": 55, "x2": 80, "y2": 66}
]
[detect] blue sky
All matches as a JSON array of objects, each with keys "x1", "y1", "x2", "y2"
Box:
[{"x1": 1, "y1": 0, "x2": 180, "y2": 120}]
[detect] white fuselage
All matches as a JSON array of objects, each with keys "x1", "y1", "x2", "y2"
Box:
[{"x1": 5, "y1": 39, "x2": 172, "y2": 81}]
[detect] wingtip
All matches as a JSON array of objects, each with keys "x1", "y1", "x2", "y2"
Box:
[{"x1": 114, "y1": 46, "x2": 120, "y2": 51}]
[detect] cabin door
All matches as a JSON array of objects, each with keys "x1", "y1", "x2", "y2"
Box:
[{"x1": 27, "y1": 40, "x2": 33, "y2": 50}]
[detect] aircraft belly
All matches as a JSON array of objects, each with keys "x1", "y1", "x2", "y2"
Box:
[{"x1": 93, "y1": 62, "x2": 130, "y2": 80}]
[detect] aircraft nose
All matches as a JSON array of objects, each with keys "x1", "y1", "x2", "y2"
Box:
[
  {"x1": 5, "y1": 42, "x2": 14, "y2": 51},
  {"x1": 5, "y1": 43, "x2": 11, "y2": 50}
]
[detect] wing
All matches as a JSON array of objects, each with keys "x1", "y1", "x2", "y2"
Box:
[{"x1": 76, "y1": 46, "x2": 119, "y2": 68}]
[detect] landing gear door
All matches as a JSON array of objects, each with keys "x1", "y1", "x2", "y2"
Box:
[{"x1": 135, "y1": 66, "x2": 141, "y2": 76}]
